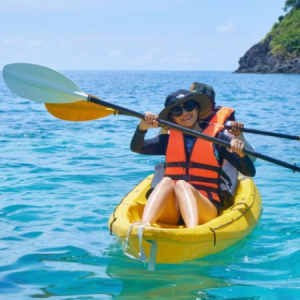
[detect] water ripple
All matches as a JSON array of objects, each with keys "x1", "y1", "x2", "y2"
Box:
[{"x1": 1, "y1": 71, "x2": 300, "y2": 299}]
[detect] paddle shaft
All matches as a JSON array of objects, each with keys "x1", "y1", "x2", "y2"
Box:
[
  {"x1": 45, "y1": 102, "x2": 300, "y2": 141},
  {"x1": 224, "y1": 125, "x2": 300, "y2": 141},
  {"x1": 88, "y1": 96, "x2": 300, "y2": 173},
  {"x1": 114, "y1": 114, "x2": 300, "y2": 141}
]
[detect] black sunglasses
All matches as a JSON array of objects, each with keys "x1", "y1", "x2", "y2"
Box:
[{"x1": 169, "y1": 100, "x2": 196, "y2": 117}]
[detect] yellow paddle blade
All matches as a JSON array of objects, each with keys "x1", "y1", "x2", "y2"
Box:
[{"x1": 45, "y1": 101, "x2": 118, "y2": 122}]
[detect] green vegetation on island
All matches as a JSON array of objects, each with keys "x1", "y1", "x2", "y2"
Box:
[
  {"x1": 269, "y1": 0, "x2": 300, "y2": 56},
  {"x1": 235, "y1": 0, "x2": 300, "y2": 73}
]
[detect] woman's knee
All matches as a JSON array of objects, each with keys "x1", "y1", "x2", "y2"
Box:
[
  {"x1": 174, "y1": 180, "x2": 191, "y2": 193},
  {"x1": 160, "y1": 177, "x2": 175, "y2": 190}
]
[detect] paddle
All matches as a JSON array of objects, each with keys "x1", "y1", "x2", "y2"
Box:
[
  {"x1": 224, "y1": 125, "x2": 300, "y2": 141},
  {"x1": 45, "y1": 101, "x2": 120, "y2": 122},
  {"x1": 211, "y1": 122, "x2": 300, "y2": 141},
  {"x1": 3, "y1": 62, "x2": 300, "y2": 173},
  {"x1": 44, "y1": 99, "x2": 300, "y2": 142}
]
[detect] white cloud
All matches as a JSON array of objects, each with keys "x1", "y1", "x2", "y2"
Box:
[
  {"x1": 0, "y1": 0, "x2": 95, "y2": 13},
  {"x1": 3, "y1": 37, "x2": 44, "y2": 48},
  {"x1": 136, "y1": 47, "x2": 162, "y2": 62},
  {"x1": 216, "y1": 23, "x2": 236, "y2": 34},
  {"x1": 0, "y1": 0, "x2": 176, "y2": 13},
  {"x1": 3, "y1": 37, "x2": 23, "y2": 45},
  {"x1": 109, "y1": 51, "x2": 123, "y2": 58},
  {"x1": 133, "y1": 48, "x2": 210, "y2": 66},
  {"x1": 161, "y1": 51, "x2": 200, "y2": 64}
]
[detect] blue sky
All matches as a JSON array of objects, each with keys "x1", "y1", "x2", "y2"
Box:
[{"x1": 0, "y1": 0, "x2": 286, "y2": 71}]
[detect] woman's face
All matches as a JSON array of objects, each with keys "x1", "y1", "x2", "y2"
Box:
[{"x1": 170, "y1": 101, "x2": 198, "y2": 129}]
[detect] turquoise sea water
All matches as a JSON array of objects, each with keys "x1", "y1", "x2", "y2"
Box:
[{"x1": 1, "y1": 70, "x2": 300, "y2": 299}]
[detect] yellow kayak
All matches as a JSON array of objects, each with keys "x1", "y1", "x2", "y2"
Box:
[{"x1": 108, "y1": 174, "x2": 262, "y2": 265}]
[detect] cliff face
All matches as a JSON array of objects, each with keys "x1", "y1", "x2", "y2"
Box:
[{"x1": 235, "y1": 36, "x2": 300, "y2": 73}]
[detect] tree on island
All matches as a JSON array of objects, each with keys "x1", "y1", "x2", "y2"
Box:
[{"x1": 284, "y1": 0, "x2": 300, "y2": 11}]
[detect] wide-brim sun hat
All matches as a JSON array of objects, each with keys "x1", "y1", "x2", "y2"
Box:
[{"x1": 159, "y1": 89, "x2": 213, "y2": 121}]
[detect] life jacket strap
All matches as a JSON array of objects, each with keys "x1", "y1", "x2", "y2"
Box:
[
  {"x1": 164, "y1": 162, "x2": 222, "y2": 173},
  {"x1": 220, "y1": 169, "x2": 232, "y2": 187},
  {"x1": 165, "y1": 174, "x2": 220, "y2": 184}
]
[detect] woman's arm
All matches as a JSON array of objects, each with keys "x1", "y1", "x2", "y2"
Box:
[
  {"x1": 130, "y1": 126, "x2": 169, "y2": 155},
  {"x1": 216, "y1": 132, "x2": 256, "y2": 177}
]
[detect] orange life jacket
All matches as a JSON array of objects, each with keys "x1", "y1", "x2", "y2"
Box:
[{"x1": 164, "y1": 107, "x2": 234, "y2": 203}]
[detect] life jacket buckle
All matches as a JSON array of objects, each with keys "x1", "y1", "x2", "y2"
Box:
[{"x1": 182, "y1": 175, "x2": 189, "y2": 181}]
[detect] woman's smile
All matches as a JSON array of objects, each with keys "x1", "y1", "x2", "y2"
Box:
[
  {"x1": 174, "y1": 109, "x2": 198, "y2": 128},
  {"x1": 180, "y1": 114, "x2": 193, "y2": 122}
]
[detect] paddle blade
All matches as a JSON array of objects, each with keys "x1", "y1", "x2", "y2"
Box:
[
  {"x1": 2, "y1": 63, "x2": 88, "y2": 103},
  {"x1": 45, "y1": 101, "x2": 118, "y2": 121}
]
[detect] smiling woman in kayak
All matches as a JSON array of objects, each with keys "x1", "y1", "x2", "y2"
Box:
[{"x1": 130, "y1": 89, "x2": 255, "y2": 228}]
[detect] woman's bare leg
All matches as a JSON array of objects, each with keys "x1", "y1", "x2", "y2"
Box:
[
  {"x1": 174, "y1": 180, "x2": 218, "y2": 228},
  {"x1": 142, "y1": 177, "x2": 180, "y2": 225}
]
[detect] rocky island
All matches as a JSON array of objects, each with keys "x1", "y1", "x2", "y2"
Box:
[{"x1": 235, "y1": 0, "x2": 300, "y2": 73}]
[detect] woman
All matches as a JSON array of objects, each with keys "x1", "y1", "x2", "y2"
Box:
[{"x1": 131, "y1": 89, "x2": 255, "y2": 228}]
